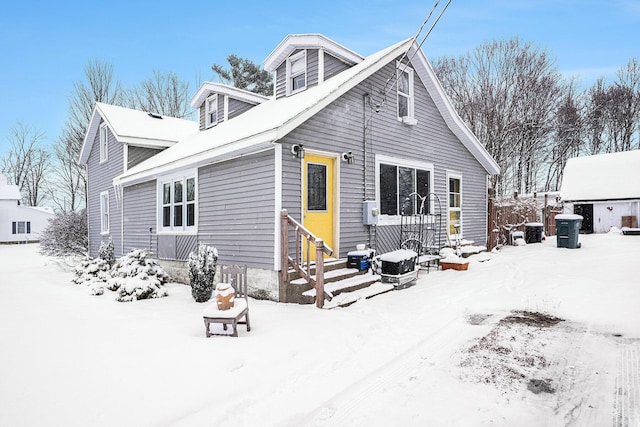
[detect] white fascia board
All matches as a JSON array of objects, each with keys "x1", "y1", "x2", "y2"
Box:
[
  {"x1": 190, "y1": 82, "x2": 270, "y2": 108},
  {"x1": 79, "y1": 106, "x2": 102, "y2": 165},
  {"x1": 409, "y1": 44, "x2": 500, "y2": 176},
  {"x1": 114, "y1": 136, "x2": 277, "y2": 187},
  {"x1": 118, "y1": 135, "x2": 178, "y2": 148},
  {"x1": 264, "y1": 34, "x2": 364, "y2": 72}
]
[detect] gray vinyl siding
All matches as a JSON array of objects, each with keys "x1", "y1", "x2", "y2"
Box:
[
  {"x1": 275, "y1": 61, "x2": 287, "y2": 99},
  {"x1": 307, "y1": 49, "x2": 319, "y2": 88},
  {"x1": 198, "y1": 149, "x2": 276, "y2": 269},
  {"x1": 127, "y1": 146, "x2": 163, "y2": 169},
  {"x1": 198, "y1": 104, "x2": 206, "y2": 130},
  {"x1": 275, "y1": 49, "x2": 320, "y2": 99},
  {"x1": 324, "y1": 52, "x2": 351, "y2": 80},
  {"x1": 198, "y1": 96, "x2": 258, "y2": 130},
  {"x1": 86, "y1": 120, "x2": 124, "y2": 257},
  {"x1": 227, "y1": 98, "x2": 256, "y2": 120},
  {"x1": 279, "y1": 56, "x2": 490, "y2": 257},
  {"x1": 122, "y1": 180, "x2": 157, "y2": 254}
]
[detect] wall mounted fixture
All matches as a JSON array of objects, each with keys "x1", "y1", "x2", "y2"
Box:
[
  {"x1": 341, "y1": 151, "x2": 354, "y2": 164},
  {"x1": 291, "y1": 144, "x2": 304, "y2": 158}
]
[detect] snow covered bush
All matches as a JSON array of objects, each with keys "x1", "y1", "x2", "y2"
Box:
[
  {"x1": 107, "y1": 249, "x2": 170, "y2": 302},
  {"x1": 72, "y1": 256, "x2": 112, "y2": 286},
  {"x1": 39, "y1": 209, "x2": 88, "y2": 256},
  {"x1": 98, "y1": 238, "x2": 115, "y2": 267},
  {"x1": 188, "y1": 244, "x2": 218, "y2": 302}
]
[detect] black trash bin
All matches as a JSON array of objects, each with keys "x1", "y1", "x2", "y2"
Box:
[
  {"x1": 525, "y1": 222, "x2": 544, "y2": 243},
  {"x1": 555, "y1": 214, "x2": 583, "y2": 249}
]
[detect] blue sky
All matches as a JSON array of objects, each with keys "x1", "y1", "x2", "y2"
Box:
[{"x1": 0, "y1": 0, "x2": 638, "y2": 155}]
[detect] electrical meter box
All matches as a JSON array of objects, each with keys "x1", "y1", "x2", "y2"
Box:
[{"x1": 362, "y1": 200, "x2": 379, "y2": 225}]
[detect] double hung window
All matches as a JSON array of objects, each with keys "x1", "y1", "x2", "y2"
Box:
[
  {"x1": 205, "y1": 94, "x2": 218, "y2": 128},
  {"x1": 100, "y1": 191, "x2": 109, "y2": 234},
  {"x1": 99, "y1": 123, "x2": 108, "y2": 162},
  {"x1": 287, "y1": 51, "x2": 306, "y2": 94},
  {"x1": 397, "y1": 63, "x2": 415, "y2": 121},
  {"x1": 11, "y1": 221, "x2": 31, "y2": 234}
]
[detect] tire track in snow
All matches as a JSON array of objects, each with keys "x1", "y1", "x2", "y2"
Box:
[
  {"x1": 614, "y1": 342, "x2": 640, "y2": 427},
  {"x1": 296, "y1": 316, "x2": 464, "y2": 427}
]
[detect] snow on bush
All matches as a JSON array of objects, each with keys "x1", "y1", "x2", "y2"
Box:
[
  {"x1": 106, "y1": 249, "x2": 170, "y2": 302},
  {"x1": 98, "y1": 238, "x2": 115, "y2": 267},
  {"x1": 39, "y1": 209, "x2": 88, "y2": 256},
  {"x1": 188, "y1": 244, "x2": 218, "y2": 302},
  {"x1": 72, "y1": 256, "x2": 112, "y2": 295}
]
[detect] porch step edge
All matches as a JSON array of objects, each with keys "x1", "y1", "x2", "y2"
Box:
[
  {"x1": 301, "y1": 273, "x2": 381, "y2": 298},
  {"x1": 323, "y1": 282, "x2": 395, "y2": 309}
]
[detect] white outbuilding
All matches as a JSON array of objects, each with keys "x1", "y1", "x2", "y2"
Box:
[
  {"x1": 560, "y1": 150, "x2": 640, "y2": 233},
  {"x1": 0, "y1": 175, "x2": 54, "y2": 243}
]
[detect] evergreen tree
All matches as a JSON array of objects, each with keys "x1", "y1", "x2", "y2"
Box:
[{"x1": 212, "y1": 55, "x2": 273, "y2": 96}]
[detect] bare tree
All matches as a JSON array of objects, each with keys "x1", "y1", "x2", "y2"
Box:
[
  {"x1": 125, "y1": 70, "x2": 192, "y2": 119},
  {"x1": 434, "y1": 38, "x2": 563, "y2": 195},
  {"x1": 545, "y1": 82, "x2": 585, "y2": 191},
  {"x1": 48, "y1": 129, "x2": 85, "y2": 212},
  {"x1": 53, "y1": 59, "x2": 123, "y2": 210},
  {"x1": 0, "y1": 122, "x2": 50, "y2": 206}
]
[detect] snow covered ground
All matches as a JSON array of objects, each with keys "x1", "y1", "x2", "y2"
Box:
[{"x1": 1, "y1": 231, "x2": 638, "y2": 427}]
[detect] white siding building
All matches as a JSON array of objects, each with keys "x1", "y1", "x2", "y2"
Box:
[{"x1": 0, "y1": 175, "x2": 54, "y2": 243}]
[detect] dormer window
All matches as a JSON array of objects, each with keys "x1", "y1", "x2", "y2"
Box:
[
  {"x1": 397, "y1": 62, "x2": 416, "y2": 124},
  {"x1": 287, "y1": 51, "x2": 306, "y2": 95},
  {"x1": 205, "y1": 94, "x2": 218, "y2": 128}
]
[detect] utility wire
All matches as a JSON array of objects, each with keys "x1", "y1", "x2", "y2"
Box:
[{"x1": 376, "y1": 0, "x2": 452, "y2": 108}]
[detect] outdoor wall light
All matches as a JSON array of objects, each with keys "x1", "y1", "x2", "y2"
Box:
[
  {"x1": 341, "y1": 151, "x2": 354, "y2": 164},
  {"x1": 291, "y1": 144, "x2": 304, "y2": 158}
]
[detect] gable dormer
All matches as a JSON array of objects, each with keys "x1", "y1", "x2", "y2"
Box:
[
  {"x1": 264, "y1": 34, "x2": 364, "y2": 99},
  {"x1": 190, "y1": 83, "x2": 270, "y2": 131}
]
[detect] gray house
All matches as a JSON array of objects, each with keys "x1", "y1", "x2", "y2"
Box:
[{"x1": 80, "y1": 34, "x2": 499, "y2": 301}]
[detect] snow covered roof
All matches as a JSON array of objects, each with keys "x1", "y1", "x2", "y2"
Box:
[
  {"x1": 0, "y1": 175, "x2": 21, "y2": 200},
  {"x1": 560, "y1": 150, "x2": 640, "y2": 201},
  {"x1": 115, "y1": 35, "x2": 499, "y2": 186},
  {"x1": 79, "y1": 103, "x2": 198, "y2": 165},
  {"x1": 263, "y1": 34, "x2": 363, "y2": 72},
  {"x1": 190, "y1": 82, "x2": 270, "y2": 109}
]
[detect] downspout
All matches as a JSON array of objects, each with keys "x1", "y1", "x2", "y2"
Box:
[{"x1": 363, "y1": 93, "x2": 369, "y2": 201}]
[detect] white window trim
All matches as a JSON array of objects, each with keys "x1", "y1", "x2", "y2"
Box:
[
  {"x1": 447, "y1": 172, "x2": 462, "y2": 239},
  {"x1": 99, "y1": 123, "x2": 108, "y2": 163},
  {"x1": 157, "y1": 171, "x2": 198, "y2": 235},
  {"x1": 375, "y1": 154, "x2": 434, "y2": 226},
  {"x1": 100, "y1": 191, "x2": 110, "y2": 235},
  {"x1": 286, "y1": 50, "x2": 307, "y2": 95},
  {"x1": 396, "y1": 61, "x2": 416, "y2": 124},
  {"x1": 205, "y1": 94, "x2": 218, "y2": 128}
]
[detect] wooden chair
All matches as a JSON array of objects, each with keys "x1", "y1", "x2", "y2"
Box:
[{"x1": 203, "y1": 265, "x2": 251, "y2": 337}]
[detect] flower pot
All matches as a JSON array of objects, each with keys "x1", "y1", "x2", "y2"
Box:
[{"x1": 440, "y1": 261, "x2": 469, "y2": 271}]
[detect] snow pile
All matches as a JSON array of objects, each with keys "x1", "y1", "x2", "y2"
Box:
[
  {"x1": 439, "y1": 247, "x2": 467, "y2": 264},
  {"x1": 107, "y1": 249, "x2": 169, "y2": 302}
]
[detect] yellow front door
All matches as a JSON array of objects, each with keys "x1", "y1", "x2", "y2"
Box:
[{"x1": 303, "y1": 154, "x2": 335, "y2": 260}]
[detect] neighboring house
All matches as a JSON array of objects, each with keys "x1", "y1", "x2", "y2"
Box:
[
  {"x1": 0, "y1": 175, "x2": 54, "y2": 243},
  {"x1": 560, "y1": 150, "x2": 640, "y2": 233},
  {"x1": 80, "y1": 34, "x2": 500, "y2": 301}
]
